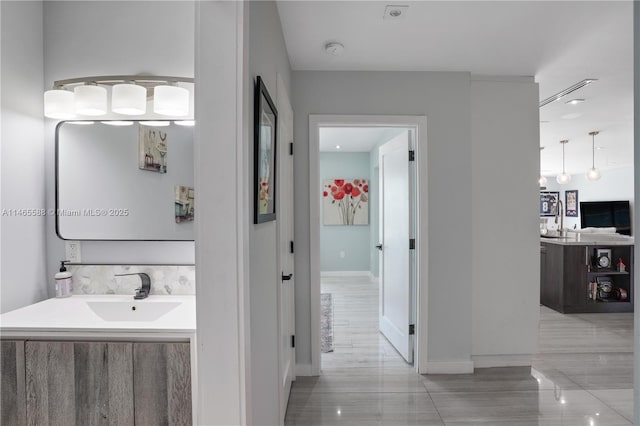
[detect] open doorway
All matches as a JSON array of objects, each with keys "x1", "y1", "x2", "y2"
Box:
[{"x1": 308, "y1": 115, "x2": 428, "y2": 375}]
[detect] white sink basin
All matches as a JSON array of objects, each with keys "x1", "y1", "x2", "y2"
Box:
[{"x1": 87, "y1": 301, "x2": 181, "y2": 322}]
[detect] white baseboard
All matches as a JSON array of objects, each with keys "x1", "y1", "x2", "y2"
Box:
[
  {"x1": 295, "y1": 363, "x2": 316, "y2": 377},
  {"x1": 424, "y1": 360, "x2": 474, "y2": 374},
  {"x1": 320, "y1": 271, "x2": 374, "y2": 279},
  {"x1": 472, "y1": 354, "x2": 532, "y2": 368}
]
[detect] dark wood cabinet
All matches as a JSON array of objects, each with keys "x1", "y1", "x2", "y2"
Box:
[
  {"x1": 2, "y1": 340, "x2": 191, "y2": 426},
  {"x1": 540, "y1": 241, "x2": 634, "y2": 313}
]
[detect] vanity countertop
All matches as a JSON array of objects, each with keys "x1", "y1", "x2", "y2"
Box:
[
  {"x1": 0, "y1": 295, "x2": 195, "y2": 338},
  {"x1": 541, "y1": 233, "x2": 634, "y2": 246}
]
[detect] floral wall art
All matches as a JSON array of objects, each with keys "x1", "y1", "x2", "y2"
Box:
[{"x1": 323, "y1": 179, "x2": 369, "y2": 225}]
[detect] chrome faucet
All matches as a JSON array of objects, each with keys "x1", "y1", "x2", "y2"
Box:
[
  {"x1": 115, "y1": 273, "x2": 151, "y2": 299},
  {"x1": 554, "y1": 200, "x2": 564, "y2": 236}
]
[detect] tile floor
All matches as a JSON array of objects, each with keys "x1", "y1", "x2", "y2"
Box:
[{"x1": 284, "y1": 275, "x2": 634, "y2": 426}]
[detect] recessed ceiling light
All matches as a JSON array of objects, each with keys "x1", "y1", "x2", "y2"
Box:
[
  {"x1": 384, "y1": 5, "x2": 409, "y2": 20},
  {"x1": 336, "y1": 145, "x2": 341, "y2": 149},
  {"x1": 324, "y1": 42, "x2": 344, "y2": 56},
  {"x1": 561, "y1": 112, "x2": 582, "y2": 120},
  {"x1": 566, "y1": 99, "x2": 585, "y2": 105}
]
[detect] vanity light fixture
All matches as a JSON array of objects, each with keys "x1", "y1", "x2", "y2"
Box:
[
  {"x1": 586, "y1": 131, "x2": 602, "y2": 181},
  {"x1": 43, "y1": 75, "x2": 194, "y2": 119},
  {"x1": 139, "y1": 121, "x2": 170, "y2": 127},
  {"x1": 74, "y1": 84, "x2": 108, "y2": 116},
  {"x1": 556, "y1": 140, "x2": 572, "y2": 185},
  {"x1": 538, "y1": 147, "x2": 547, "y2": 186},
  {"x1": 111, "y1": 83, "x2": 147, "y2": 115}
]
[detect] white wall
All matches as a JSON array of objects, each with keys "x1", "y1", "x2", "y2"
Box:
[
  {"x1": 43, "y1": 1, "x2": 195, "y2": 285},
  {"x1": 248, "y1": 1, "x2": 292, "y2": 425},
  {"x1": 292, "y1": 71, "x2": 474, "y2": 369},
  {"x1": 1, "y1": 1, "x2": 48, "y2": 313},
  {"x1": 544, "y1": 167, "x2": 634, "y2": 231},
  {"x1": 470, "y1": 77, "x2": 540, "y2": 366}
]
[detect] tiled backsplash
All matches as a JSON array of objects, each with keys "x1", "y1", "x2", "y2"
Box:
[{"x1": 68, "y1": 265, "x2": 195, "y2": 295}]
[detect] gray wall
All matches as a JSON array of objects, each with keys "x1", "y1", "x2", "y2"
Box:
[
  {"x1": 248, "y1": 1, "x2": 292, "y2": 424},
  {"x1": 0, "y1": 1, "x2": 48, "y2": 313},
  {"x1": 292, "y1": 71, "x2": 474, "y2": 367},
  {"x1": 544, "y1": 166, "x2": 633, "y2": 231},
  {"x1": 470, "y1": 78, "x2": 540, "y2": 362},
  {"x1": 43, "y1": 1, "x2": 196, "y2": 284},
  {"x1": 320, "y1": 152, "x2": 370, "y2": 272}
]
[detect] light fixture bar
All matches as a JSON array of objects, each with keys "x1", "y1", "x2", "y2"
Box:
[
  {"x1": 539, "y1": 79, "x2": 597, "y2": 108},
  {"x1": 51, "y1": 75, "x2": 194, "y2": 88}
]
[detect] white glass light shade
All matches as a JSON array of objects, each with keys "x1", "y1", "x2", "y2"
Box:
[
  {"x1": 101, "y1": 121, "x2": 134, "y2": 126},
  {"x1": 74, "y1": 85, "x2": 107, "y2": 116},
  {"x1": 44, "y1": 89, "x2": 75, "y2": 119},
  {"x1": 153, "y1": 85, "x2": 189, "y2": 116},
  {"x1": 111, "y1": 84, "x2": 146, "y2": 115},
  {"x1": 538, "y1": 175, "x2": 548, "y2": 186},
  {"x1": 139, "y1": 121, "x2": 170, "y2": 127},
  {"x1": 556, "y1": 173, "x2": 572, "y2": 185},
  {"x1": 586, "y1": 167, "x2": 601, "y2": 181},
  {"x1": 174, "y1": 120, "x2": 195, "y2": 127}
]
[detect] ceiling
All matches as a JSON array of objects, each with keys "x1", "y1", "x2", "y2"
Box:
[
  {"x1": 277, "y1": 1, "x2": 634, "y2": 175},
  {"x1": 319, "y1": 127, "x2": 407, "y2": 152}
]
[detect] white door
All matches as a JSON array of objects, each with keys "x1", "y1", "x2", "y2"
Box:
[
  {"x1": 276, "y1": 74, "x2": 295, "y2": 423},
  {"x1": 378, "y1": 130, "x2": 413, "y2": 363}
]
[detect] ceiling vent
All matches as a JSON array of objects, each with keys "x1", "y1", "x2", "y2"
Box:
[{"x1": 384, "y1": 5, "x2": 409, "y2": 20}]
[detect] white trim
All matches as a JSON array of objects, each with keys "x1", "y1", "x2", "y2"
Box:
[
  {"x1": 472, "y1": 354, "x2": 533, "y2": 368},
  {"x1": 320, "y1": 270, "x2": 373, "y2": 278},
  {"x1": 309, "y1": 114, "x2": 428, "y2": 377},
  {"x1": 425, "y1": 361, "x2": 475, "y2": 374},
  {"x1": 294, "y1": 363, "x2": 315, "y2": 377}
]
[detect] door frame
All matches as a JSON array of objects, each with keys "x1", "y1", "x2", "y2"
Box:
[{"x1": 308, "y1": 114, "x2": 428, "y2": 375}]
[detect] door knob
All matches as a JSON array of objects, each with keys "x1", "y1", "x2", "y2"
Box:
[
  {"x1": 375, "y1": 244, "x2": 383, "y2": 251},
  {"x1": 282, "y1": 273, "x2": 293, "y2": 281}
]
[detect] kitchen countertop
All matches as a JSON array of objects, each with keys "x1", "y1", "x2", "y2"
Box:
[
  {"x1": 541, "y1": 233, "x2": 634, "y2": 246},
  {"x1": 0, "y1": 295, "x2": 196, "y2": 338}
]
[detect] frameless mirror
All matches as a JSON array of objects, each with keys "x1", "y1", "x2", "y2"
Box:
[{"x1": 56, "y1": 121, "x2": 194, "y2": 240}]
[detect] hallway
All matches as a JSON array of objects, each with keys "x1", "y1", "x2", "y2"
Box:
[{"x1": 284, "y1": 275, "x2": 633, "y2": 425}]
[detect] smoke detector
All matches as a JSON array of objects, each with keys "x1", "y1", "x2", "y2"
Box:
[
  {"x1": 324, "y1": 42, "x2": 345, "y2": 56},
  {"x1": 384, "y1": 5, "x2": 409, "y2": 20}
]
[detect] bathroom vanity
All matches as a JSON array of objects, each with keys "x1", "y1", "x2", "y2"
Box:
[
  {"x1": 540, "y1": 234, "x2": 634, "y2": 314},
  {"x1": 0, "y1": 295, "x2": 196, "y2": 425}
]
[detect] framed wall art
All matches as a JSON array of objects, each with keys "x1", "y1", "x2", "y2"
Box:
[
  {"x1": 565, "y1": 190, "x2": 578, "y2": 217},
  {"x1": 540, "y1": 191, "x2": 560, "y2": 217},
  {"x1": 254, "y1": 76, "x2": 278, "y2": 224}
]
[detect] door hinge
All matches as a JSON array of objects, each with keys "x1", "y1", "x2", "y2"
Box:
[
  {"x1": 291, "y1": 335, "x2": 295, "y2": 348},
  {"x1": 409, "y1": 324, "x2": 415, "y2": 335},
  {"x1": 290, "y1": 240, "x2": 294, "y2": 254},
  {"x1": 409, "y1": 150, "x2": 415, "y2": 161},
  {"x1": 289, "y1": 142, "x2": 294, "y2": 156},
  {"x1": 409, "y1": 238, "x2": 415, "y2": 250}
]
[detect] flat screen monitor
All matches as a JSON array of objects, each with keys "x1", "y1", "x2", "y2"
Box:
[{"x1": 580, "y1": 200, "x2": 631, "y2": 236}]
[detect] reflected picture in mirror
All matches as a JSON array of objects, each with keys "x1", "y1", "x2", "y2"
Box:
[{"x1": 56, "y1": 121, "x2": 194, "y2": 240}]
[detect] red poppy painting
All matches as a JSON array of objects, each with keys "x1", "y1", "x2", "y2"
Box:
[{"x1": 323, "y1": 178, "x2": 369, "y2": 225}]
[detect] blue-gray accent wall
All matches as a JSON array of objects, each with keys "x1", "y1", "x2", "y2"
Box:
[{"x1": 320, "y1": 152, "x2": 371, "y2": 272}]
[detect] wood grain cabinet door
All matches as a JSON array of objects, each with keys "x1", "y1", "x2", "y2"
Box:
[
  {"x1": 25, "y1": 341, "x2": 134, "y2": 426},
  {"x1": 1, "y1": 340, "x2": 26, "y2": 425},
  {"x1": 133, "y1": 343, "x2": 192, "y2": 426}
]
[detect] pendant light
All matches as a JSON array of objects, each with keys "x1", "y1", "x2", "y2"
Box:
[
  {"x1": 556, "y1": 140, "x2": 572, "y2": 185},
  {"x1": 538, "y1": 147, "x2": 547, "y2": 186},
  {"x1": 586, "y1": 131, "x2": 602, "y2": 181}
]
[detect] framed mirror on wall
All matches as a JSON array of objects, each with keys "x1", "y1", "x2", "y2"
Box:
[
  {"x1": 56, "y1": 120, "x2": 194, "y2": 241},
  {"x1": 254, "y1": 76, "x2": 278, "y2": 224}
]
